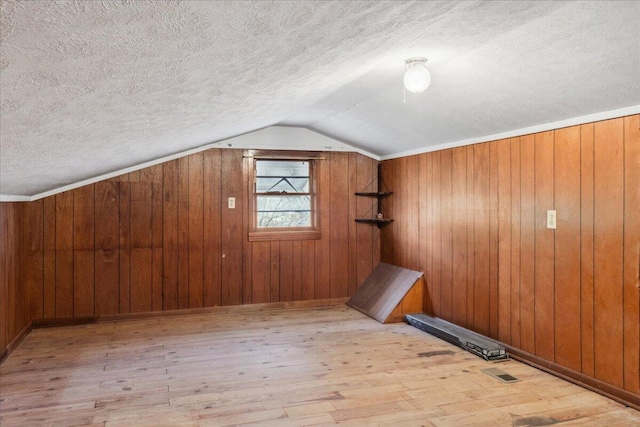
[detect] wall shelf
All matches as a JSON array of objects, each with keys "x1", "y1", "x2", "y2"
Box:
[
  {"x1": 354, "y1": 192, "x2": 393, "y2": 197},
  {"x1": 355, "y1": 164, "x2": 393, "y2": 228},
  {"x1": 355, "y1": 218, "x2": 394, "y2": 226}
]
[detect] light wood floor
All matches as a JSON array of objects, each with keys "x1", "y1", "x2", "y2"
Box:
[{"x1": 1, "y1": 304, "x2": 638, "y2": 427}]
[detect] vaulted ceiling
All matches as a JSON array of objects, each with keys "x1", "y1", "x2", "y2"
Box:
[{"x1": 1, "y1": 1, "x2": 638, "y2": 197}]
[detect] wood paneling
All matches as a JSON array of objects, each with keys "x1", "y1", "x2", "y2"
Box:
[
  {"x1": 130, "y1": 248, "x2": 152, "y2": 313},
  {"x1": 203, "y1": 150, "x2": 222, "y2": 307},
  {"x1": 118, "y1": 182, "x2": 131, "y2": 314},
  {"x1": 95, "y1": 182, "x2": 119, "y2": 315},
  {"x1": 280, "y1": 241, "x2": 293, "y2": 302},
  {"x1": 221, "y1": 150, "x2": 243, "y2": 306},
  {"x1": 509, "y1": 137, "x2": 522, "y2": 348},
  {"x1": 451, "y1": 147, "x2": 467, "y2": 328},
  {"x1": 489, "y1": 141, "x2": 499, "y2": 340},
  {"x1": 347, "y1": 153, "x2": 358, "y2": 297},
  {"x1": 533, "y1": 131, "x2": 554, "y2": 361},
  {"x1": 1, "y1": 148, "x2": 380, "y2": 359},
  {"x1": 465, "y1": 145, "x2": 474, "y2": 330},
  {"x1": 440, "y1": 150, "x2": 453, "y2": 322},
  {"x1": 497, "y1": 139, "x2": 511, "y2": 344},
  {"x1": 593, "y1": 118, "x2": 624, "y2": 388},
  {"x1": 579, "y1": 123, "x2": 595, "y2": 377},
  {"x1": 473, "y1": 143, "x2": 490, "y2": 337},
  {"x1": 270, "y1": 241, "x2": 280, "y2": 302},
  {"x1": 73, "y1": 186, "x2": 95, "y2": 317},
  {"x1": 252, "y1": 242, "x2": 270, "y2": 304},
  {"x1": 162, "y1": 160, "x2": 179, "y2": 310},
  {"x1": 554, "y1": 126, "x2": 581, "y2": 372},
  {"x1": 23, "y1": 201, "x2": 43, "y2": 321},
  {"x1": 622, "y1": 115, "x2": 640, "y2": 394},
  {"x1": 431, "y1": 151, "x2": 442, "y2": 318},
  {"x1": 381, "y1": 115, "x2": 640, "y2": 400},
  {"x1": 178, "y1": 157, "x2": 189, "y2": 309},
  {"x1": 315, "y1": 155, "x2": 331, "y2": 300},
  {"x1": 55, "y1": 191, "x2": 74, "y2": 318},
  {"x1": 330, "y1": 153, "x2": 349, "y2": 298},
  {"x1": 355, "y1": 154, "x2": 374, "y2": 288},
  {"x1": 0, "y1": 203, "x2": 24, "y2": 354},
  {"x1": 43, "y1": 197, "x2": 56, "y2": 319},
  {"x1": 519, "y1": 134, "x2": 535, "y2": 354},
  {"x1": 0, "y1": 204, "x2": 9, "y2": 352},
  {"x1": 188, "y1": 153, "x2": 204, "y2": 309}
]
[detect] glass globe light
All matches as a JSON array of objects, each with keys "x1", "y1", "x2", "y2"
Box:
[{"x1": 404, "y1": 58, "x2": 431, "y2": 93}]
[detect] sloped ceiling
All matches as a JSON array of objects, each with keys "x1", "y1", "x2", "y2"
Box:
[{"x1": 1, "y1": 1, "x2": 638, "y2": 197}]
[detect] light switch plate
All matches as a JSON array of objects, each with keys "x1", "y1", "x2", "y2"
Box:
[
  {"x1": 228, "y1": 197, "x2": 235, "y2": 209},
  {"x1": 547, "y1": 210, "x2": 556, "y2": 229}
]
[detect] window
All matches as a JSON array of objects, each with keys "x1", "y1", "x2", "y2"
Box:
[{"x1": 248, "y1": 151, "x2": 321, "y2": 241}]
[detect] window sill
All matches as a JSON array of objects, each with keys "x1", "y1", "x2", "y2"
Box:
[{"x1": 248, "y1": 229, "x2": 321, "y2": 242}]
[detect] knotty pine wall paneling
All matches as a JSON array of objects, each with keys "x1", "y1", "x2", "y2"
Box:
[
  {"x1": 0, "y1": 149, "x2": 379, "y2": 358},
  {"x1": 380, "y1": 114, "x2": 640, "y2": 398}
]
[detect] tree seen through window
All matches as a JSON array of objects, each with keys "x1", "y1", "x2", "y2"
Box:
[{"x1": 255, "y1": 160, "x2": 311, "y2": 228}]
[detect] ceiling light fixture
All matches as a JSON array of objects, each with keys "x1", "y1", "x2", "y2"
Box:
[{"x1": 404, "y1": 57, "x2": 431, "y2": 93}]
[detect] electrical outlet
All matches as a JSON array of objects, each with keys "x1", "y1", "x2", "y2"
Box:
[
  {"x1": 547, "y1": 210, "x2": 556, "y2": 229},
  {"x1": 228, "y1": 197, "x2": 235, "y2": 209}
]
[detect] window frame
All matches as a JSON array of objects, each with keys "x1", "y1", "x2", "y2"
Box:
[{"x1": 247, "y1": 150, "x2": 322, "y2": 242}]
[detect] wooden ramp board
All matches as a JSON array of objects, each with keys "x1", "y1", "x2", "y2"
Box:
[{"x1": 346, "y1": 263, "x2": 424, "y2": 323}]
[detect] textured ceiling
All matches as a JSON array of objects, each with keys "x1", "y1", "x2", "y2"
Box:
[{"x1": 1, "y1": 1, "x2": 639, "y2": 197}]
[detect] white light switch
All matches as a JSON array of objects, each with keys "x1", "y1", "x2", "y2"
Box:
[
  {"x1": 547, "y1": 210, "x2": 556, "y2": 229},
  {"x1": 228, "y1": 197, "x2": 235, "y2": 209}
]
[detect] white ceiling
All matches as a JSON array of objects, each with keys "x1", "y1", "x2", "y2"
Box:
[{"x1": 1, "y1": 1, "x2": 639, "y2": 197}]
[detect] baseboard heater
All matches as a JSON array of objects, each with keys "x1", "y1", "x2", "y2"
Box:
[{"x1": 405, "y1": 313, "x2": 508, "y2": 361}]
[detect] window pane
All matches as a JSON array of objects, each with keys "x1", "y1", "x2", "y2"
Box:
[
  {"x1": 256, "y1": 160, "x2": 309, "y2": 193},
  {"x1": 257, "y1": 195, "x2": 311, "y2": 227}
]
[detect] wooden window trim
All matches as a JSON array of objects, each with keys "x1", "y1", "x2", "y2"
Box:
[{"x1": 247, "y1": 150, "x2": 322, "y2": 242}]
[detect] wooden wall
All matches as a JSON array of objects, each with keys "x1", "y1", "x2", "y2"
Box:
[
  {"x1": 0, "y1": 149, "x2": 379, "y2": 355},
  {"x1": 0, "y1": 203, "x2": 28, "y2": 356},
  {"x1": 381, "y1": 115, "x2": 640, "y2": 396}
]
